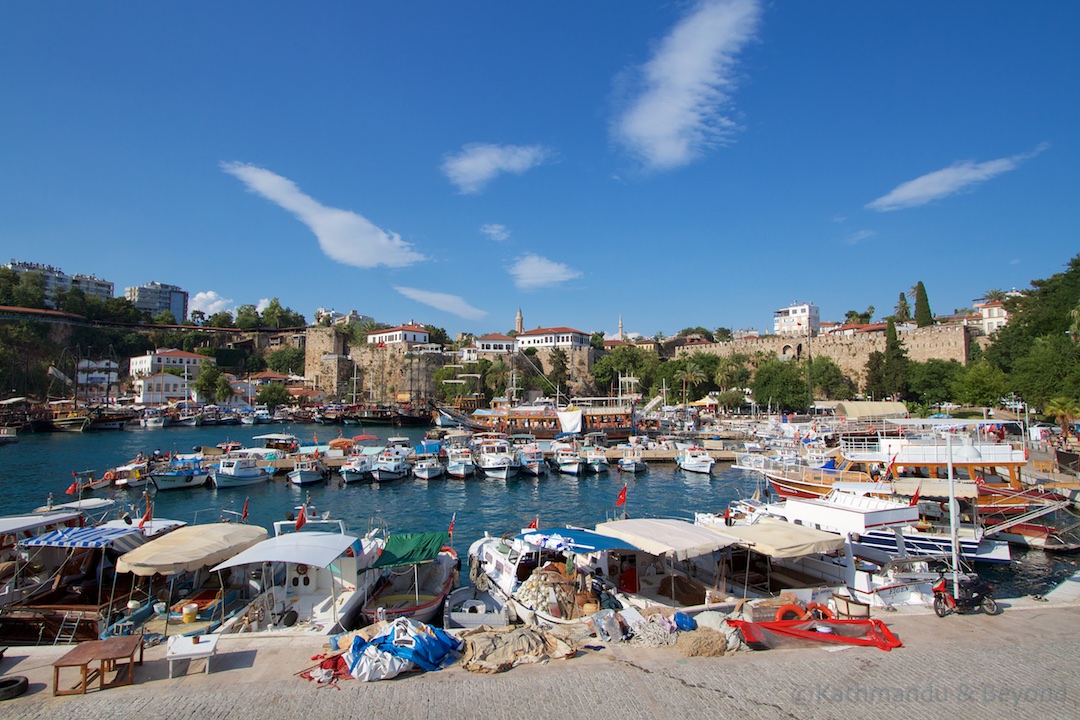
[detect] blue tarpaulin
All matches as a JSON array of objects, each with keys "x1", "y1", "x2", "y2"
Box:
[{"x1": 517, "y1": 527, "x2": 642, "y2": 554}]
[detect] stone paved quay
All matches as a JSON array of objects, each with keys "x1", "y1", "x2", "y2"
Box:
[{"x1": 2, "y1": 603, "x2": 1077, "y2": 720}]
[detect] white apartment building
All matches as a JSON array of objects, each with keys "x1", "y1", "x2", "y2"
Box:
[
  {"x1": 515, "y1": 326, "x2": 591, "y2": 349},
  {"x1": 129, "y1": 349, "x2": 214, "y2": 380},
  {"x1": 5, "y1": 260, "x2": 114, "y2": 307},
  {"x1": 474, "y1": 333, "x2": 517, "y2": 353},
  {"x1": 125, "y1": 281, "x2": 188, "y2": 321},
  {"x1": 773, "y1": 301, "x2": 820, "y2": 336},
  {"x1": 366, "y1": 324, "x2": 429, "y2": 345},
  {"x1": 132, "y1": 372, "x2": 190, "y2": 405}
]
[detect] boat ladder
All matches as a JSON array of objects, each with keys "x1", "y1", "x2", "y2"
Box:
[
  {"x1": 54, "y1": 612, "x2": 82, "y2": 645},
  {"x1": 983, "y1": 499, "x2": 1072, "y2": 537}
]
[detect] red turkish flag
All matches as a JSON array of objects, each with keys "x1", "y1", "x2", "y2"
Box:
[
  {"x1": 295, "y1": 504, "x2": 307, "y2": 531},
  {"x1": 615, "y1": 484, "x2": 627, "y2": 507},
  {"x1": 526, "y1": 516, "x2": 538, "y2": 530}
]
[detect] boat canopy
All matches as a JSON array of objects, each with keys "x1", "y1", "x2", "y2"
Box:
[
  {"x1": 517, "y1": 528, "x2": 642, "y2": 554},
  {"x1": 23, "y1": 525, "x2": 147, "y2": 553},
  {"x1": 99, "y1": 518, "x2": 187, "y2": 537},
  {"x1": 0, "y1": 511, "x2": 83, "y2": 536},
  {"x1": 712, "y1": 518, "x2": 846, "y2": 558},
  {"x1": 33, "y1": 498, "x2": 116, "y2": 514},
  {"x1": 116, "y1": 523, "x2": 267, "y2": 576},
  {"x1": 594, "y1": 519, "x2": 734, "y2": 561},
  {"x1": 372, "y1": 532, "x2": 448, "y2": 568},
  {"x1": 210, "y1": 531, "x2": 373, "y2": 572}
]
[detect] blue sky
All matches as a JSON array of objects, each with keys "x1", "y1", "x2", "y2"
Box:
[{"x1": 2, "y1": 2, "x2": 1077, "y2": 339}]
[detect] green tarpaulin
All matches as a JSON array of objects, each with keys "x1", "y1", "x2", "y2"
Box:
[{"x1": 372, "y1": 531, "x2": 449, "y2": 568}]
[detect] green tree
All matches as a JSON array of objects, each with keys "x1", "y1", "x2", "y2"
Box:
[
  {"x1": 844, "y1": 306, "x2": 875, "y2": 324},
  {"x1": 893, "y1": 293, "x2": 912, "y2": 322},
  {"x1": 952, "y1": 360, "x2": 1007, "y2": 408},
  {"x1": 266, "y1": 346, "x2": 305, "y2": 375},
  {"x1": 486, "y1": 359, "x2": 511, "y2": 397},
  {"x1": 1009, "y1": 335, "x2": 1080, "y2": 409},
  {"x1": 425, "y1": 325, "x2": 450, "y2": 346},
  {"x1": 914, "y1": 281, "x2": 933, "y2": 327},
  {"x1": 676, "y1": 327, "x2": 715, "y2": 342},
  {"x1": 590, "y1": 332, "x2": 605, "y2": 350},
  {"x1": 260, "y1": 298, "x2": 285, "y2": 328},
  {"x1": 547, "y1": 348, "x2": 569, "y2": 396},
  {"x1": 207, "y1": 310, "x2": 235, "y2": 328},
  {"x1": 256, "y1": 382, "x2": 292, "y2": 410},
  {"x1": 191, "y1": 362, "x2": 220, "y2": 402},
  {"x1": 809, "y1": 356, "x2": 855, "y2": 400},
  {"x1": 590, "y1": 346, "x2": 658, "y2": 394},
  {"x1": 751, "y1": 358, "x2": 809, "y2": 411},
  {"x1": 190, "y1": 310, "x2": 206, "y2": 326},
  {"x1": 978, "y1": 289, "x2": 1007, "y2": 303},
  {"x1": 881, "y1": 318, "x2": 909, "y2": 399},
  {"x1": 863, "y1": 351, "x2": 886, "y2": 400},
  {"x1": 907, "y1": 359, "x2": 964, "y2": 407},
  {"x1": 713, "y1": 327, "x2": 734, "y2": 342},
  {"x1": 153, "y1": 310, "x2": 177, "y2": 325},
  {"x1": 0, "y1": 269, "x2": 48, "y2": 309},
  {"x1": 215, "y1": 374, "x2": 235, "y2": 404},
  {"x1": 235, "y1": 304, "x2": 261, "y2": 330},
  {"x1": 716, "y1": 389, "x2": 748, "y2": 412},
  {"x1": 1043, "y1": 396, "x2": 1080, "y2": 437},
  {"x1": 675, "y1": 361, "x2": 706, "y2": 406}
]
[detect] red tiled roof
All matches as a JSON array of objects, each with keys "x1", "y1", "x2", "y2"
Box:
[
  {"x1": 155, "y1": 349, "x2": 210, "y2": 360},
  {"x1": 477, "y1": 333, "x2": 516, "y2": 342},
  {"x1": 369, "y1": 325, "x2": 428, "y2": 335}
]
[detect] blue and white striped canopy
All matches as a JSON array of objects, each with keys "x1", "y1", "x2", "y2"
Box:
[{"x1": 22, "y1": 525, "x2": 146, "y2": 553}]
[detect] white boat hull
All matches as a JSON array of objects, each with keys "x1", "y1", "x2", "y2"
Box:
[{"x1": 152, "y1": 471, "x2": 210, "y2": 490}]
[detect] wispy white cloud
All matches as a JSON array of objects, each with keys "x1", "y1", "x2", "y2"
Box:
[
  {"x1": 395, "y1": 287, "x2": 487, "y2": 321},
  {"x1": 613, "y1": 0, "x2": 761, "y2": 171},
  {"x1": 509, "y1": 254, "x2": 583, "y2": 290},
  {"x1": 845, "y1": 229, "x2": 877, "y2": 245},
  {"x1": 480, "y1": 223, "x2": 510, "y2": 242},
  {"x1": 441, "y1": 143, "x2": 549, "y2": 194},
  {"x1": 866, "y1": 143, "x2": 1049, "y2": 212},
  {"x1": 190, "y1": 291, "x2": 233, "y2": 316},
  {"x1": 256, "y1": 298, "x2": 271, "y2": 313},
  {"x1": 221, "y1": 161, "x2": 425, "y2": 268}
]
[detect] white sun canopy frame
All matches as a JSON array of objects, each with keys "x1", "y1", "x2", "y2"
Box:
[
  {"x1": 210, "y1": 531, "x2": 367, "y2": 572},
  {"x1": 116, "y1": 523, "x2": 268, "y2": 577},
  {"x1": 593, "y1": 518, "x2": 734, "y2": 561}
]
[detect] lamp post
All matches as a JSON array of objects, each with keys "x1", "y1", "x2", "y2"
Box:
[{"x1": 945, "y1": 432, "x2": 961, "y2": 598}]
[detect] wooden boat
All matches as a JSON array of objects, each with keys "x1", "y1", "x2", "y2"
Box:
[{"x1": 360, "y1": 534, "x2": 457, "y2": 624}]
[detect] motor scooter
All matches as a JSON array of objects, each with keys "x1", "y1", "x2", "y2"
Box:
[{"x1": 932, "y1": 568, "x2": 1001, "y2": 617}]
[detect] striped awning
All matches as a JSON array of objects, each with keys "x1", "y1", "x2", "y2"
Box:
[{"x1": 22, "y1": 525, "x2": 146, "y2": 553}]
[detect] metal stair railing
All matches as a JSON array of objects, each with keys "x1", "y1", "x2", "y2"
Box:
[
  {"x1": 54, "y1": 611, "x2": 81, "y2": 645},
  {"x1": 983, "y1": 500, "x2": 1071, "y2": 537}
]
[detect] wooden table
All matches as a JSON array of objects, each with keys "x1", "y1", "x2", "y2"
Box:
[{"x1": 52, "y1": 635, "x2": 144, "y2": 696}]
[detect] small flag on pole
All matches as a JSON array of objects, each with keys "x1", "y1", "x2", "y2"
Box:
[
  {"x1": 615, "y1": 484, "x2": 627, "y2": 507},
  {"x1": 526, "y1": 516, "x2": 538, "y2": 530},
  {"x1": 241, "y1": 497, "x2": 249, "y2": 522},
  {"x1": 66, "y1": 475, "x2": 79, "y2": 495},
  {"x1": 295, "y1": 504, "x2": 307, "y2": 531},
  {"x1": 448, "y1": 512, "x2": 456, "y2": 535},
  {"x1": 909, "y1": 483, "x2": 922, "y2": 507}
]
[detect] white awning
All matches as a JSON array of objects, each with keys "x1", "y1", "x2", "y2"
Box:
[
  {"x1": 593, "y1": 518, "x2": 734, "y2": 560},
  {"x1": 209, "y1": 531, "x2": 365, "y2": 572},
  {"x1": 711, "y1": 518, "x2": 846, "y2": 558},
  {"x1": 0, "y1": 511, "x2": 83, "y2": 536},
  {"x1": 116, "y1": 523, "x2": 268, "y2": 577}
]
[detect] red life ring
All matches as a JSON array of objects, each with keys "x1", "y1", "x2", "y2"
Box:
[
  {"x1": 296, "y1": 564, "x2": 308, "y2": 576},
  {"x1": 805, "y1": 602, "x2": 834, "y2": 620},
  {"x1": 775, "y1": 603, "x2": 808, "y2": 621},
  {"x1": 104, "y1": 470, "x2": 116, "y2": 482}
]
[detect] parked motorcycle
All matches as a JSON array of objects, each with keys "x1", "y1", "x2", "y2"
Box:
[{"x1": 932, "y1": 568, "x2": 1001, "y2": 617}]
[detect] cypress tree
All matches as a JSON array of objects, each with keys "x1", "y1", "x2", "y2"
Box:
[{"x1": 914, "y1": 281, "x2": 933, "y2": 327}]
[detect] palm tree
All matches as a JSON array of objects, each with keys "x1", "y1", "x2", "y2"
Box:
[
  {"x1": 486, "y1": 359, "x2": 510, "y2": 397},
  {"x1": 977, "y1": 289, "x2": 1007, "y2": 303},
  {"x1": 677, "y1": 361, "x2": 706, "y2": 407},
  {"x1": 894, "y1": 293, "x2": 911, "y2": 322},
  {"x1": 1044, "y1": 396, "x2": 1080, "y2": 438}
]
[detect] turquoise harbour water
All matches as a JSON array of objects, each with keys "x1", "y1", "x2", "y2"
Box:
[{"x1": 1, "y1": 424, "x2": 1075, "y2": 598}]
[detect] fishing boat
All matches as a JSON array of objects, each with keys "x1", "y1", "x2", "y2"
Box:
[
  {"x1": 288, "y1": 457, "x2": 328, "y2": 486},
  {"x1": 110, "y1": 460, "x2": 152, "y2": 489},
  {"x1": 151, "y1": 454, "x2": 211, "y2": 491},
  {"x1": 105, "y1": 523, "x2": 268, "y2": 639},
  {"x1": 617, "y1": 445, "x2": 647, "y2": 473},
  {"x1": 551, "y1": 441, "x2": 582, "y2": 476},
  {"x1": 510, "y1": 434, "x2": 546, "y2": 476},
  {"x1": 676, "y1": 446, "x2": 715, "y2": 474},
  {"x1": 211, "y1": 455, "x2": 273, "y2": 489},
  {"x1": 445, "y1": 446, "x2": 475, "y2": 479},
  {"x1": 214, "y1": 512, "x2": 387, "y2": 636},
  {"x1": 340, "y1": 452, "x2": 374, "y2": 484},
  {"x1": 412, "y1": 457, "x2": 445, "y2": 480},
  {"x1": 473, "y1": 434, "x2": 520, "y2": 480},
  {"x1": 360, "y1": 533, "x2": 458, "y2": 624},
  {"x1": 371, "y1": 438, "x2": 413, "y2": 482},
  {"x1": 582, "y1": 433, "x2": 611, "y2": 474}
]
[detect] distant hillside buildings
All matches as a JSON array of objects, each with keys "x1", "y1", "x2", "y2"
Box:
[
  {"x1": 125, "y1": 281, "x2": 189, "y2": 321},
  {"x1": 5, "y1": 260, "x2": 114, "y2": 307}
]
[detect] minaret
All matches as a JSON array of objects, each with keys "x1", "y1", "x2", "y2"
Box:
[
  {"x1": 618, "y1": 314, "x2": 624, "y2": 340},
  {"x1": 515, "y1": 308, "x2": 523, "y2": 335}
]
